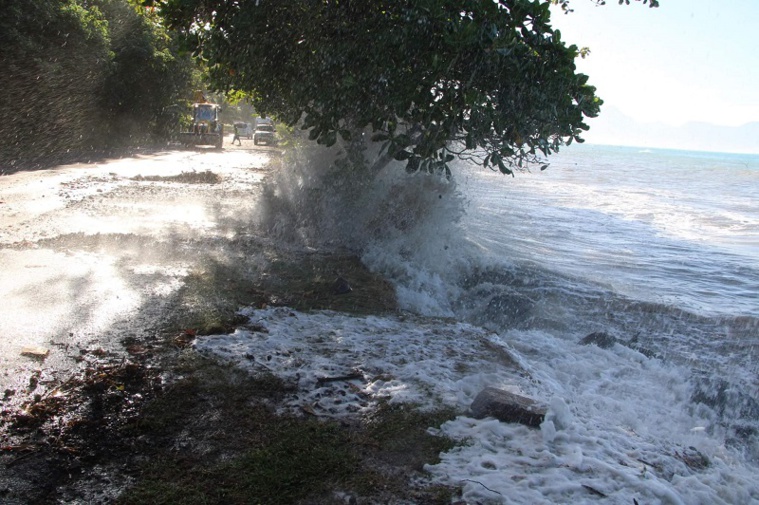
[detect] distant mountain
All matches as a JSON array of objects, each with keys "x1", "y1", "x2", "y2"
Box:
[{"x1": 584, "y1": 106, "x2": 759, "y2": 154}]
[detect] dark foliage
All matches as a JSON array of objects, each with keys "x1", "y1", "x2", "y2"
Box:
[
  {"x1": 97, "y1": 0, "x2": 196, "y2": 144},
  {"x1": 0, "y1": 0, "x2": 111, "y2": 170},
  {"x1": 155, "y1": 0, "x2": 609, "y2": 175},
  {"x1": 0, "y1": 0, "x2": 195, "y2": 172}
]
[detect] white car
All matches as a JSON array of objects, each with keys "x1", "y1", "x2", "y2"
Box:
[{"x1": 254, "y1": 124, "x2": 276, "y2": 145}]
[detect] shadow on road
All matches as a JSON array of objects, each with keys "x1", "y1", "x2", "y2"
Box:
[{"x1": 0, "y1": 155, "x2": 399, "y2": 504}]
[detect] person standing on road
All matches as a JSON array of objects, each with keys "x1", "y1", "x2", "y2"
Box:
[{"x1": 232, "y1": 124, "x2": 241, "y2": 145}]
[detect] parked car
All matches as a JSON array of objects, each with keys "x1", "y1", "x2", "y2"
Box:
[
  {"x1": 253, "y1": 123, "x2": 276, "y2": 145},
  {"x1": 234, "y1": 122, "x2": 253, "y2": 139}
]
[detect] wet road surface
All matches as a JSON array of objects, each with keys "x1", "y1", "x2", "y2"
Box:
[{"x1": 0, "y1": 143, "x2": 273, "y2": 399}]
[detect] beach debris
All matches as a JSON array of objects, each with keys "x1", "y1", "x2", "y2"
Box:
[
  {"x1": 582, "y1": 484, "x2": 607, "y2": 497},
  {"x1": 315, "y1": 370, "x2": 364, "y2": 386},
  {"x1": 675, "y1": 446, "x2": 710, "y2": 470},
  {"x1": 301, "y1": 404, "x2": 319, "y2": 416},
  {"x1": 469, "y1": 387, "x2": 547, "y2": 427},
  {"x1": 2, "y1": 357, "x2": 161, "y2": 454},
  {"x1": 20, "y1": 346, "x2": 50, "y2": 359},
  {"x1": 579, "y1": 331, "x2": 617, "y2": 349},
  {"x1": 174, "y1": 329, "x2": 196, "y2": 347}
]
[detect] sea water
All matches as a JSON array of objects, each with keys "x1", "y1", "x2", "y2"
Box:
[
  {"x1": 243, "y1": 142, "x2": 759, "y2": 503},
  {"x1": 359, "y1": 144, "x2": 759, "y2": 502},
  {"x1": 363, "y1": 146, "x2": 758, "y2": 366}
]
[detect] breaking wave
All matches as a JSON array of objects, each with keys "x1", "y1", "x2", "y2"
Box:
[{"x1": 253, "y1": 142, "x2": 759, "y2": 464}]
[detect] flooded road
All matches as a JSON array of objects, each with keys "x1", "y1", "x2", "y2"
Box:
[{"x1": 0, "y1": 144, "x2": 274, "y2": 399}]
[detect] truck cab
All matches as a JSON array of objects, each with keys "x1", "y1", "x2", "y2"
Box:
[{"x1": 179, "y1": 102, "x2": 224, "y2": 149}]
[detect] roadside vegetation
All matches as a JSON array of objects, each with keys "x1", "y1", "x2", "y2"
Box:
[
  {"x1": 0, "y1": 0, "x2": 278, "y2": 174},
  {"x1": 0, "y1": 0, "x2": 197, "y2": 172},
  {"x1": 2, "y1": 0, "x2": 659, "y2": 176}
]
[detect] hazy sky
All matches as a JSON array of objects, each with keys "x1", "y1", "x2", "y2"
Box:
[{"x1": 550, "y1": 0, "x2": 759, "y2": 128}]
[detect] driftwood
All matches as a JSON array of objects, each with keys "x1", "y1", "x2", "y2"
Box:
[
  {"x1": 582, "y1": 484, "x2": 607, "y2": 497},
  {"x1": 315, "y1": 371, "x2": 363, "y2": 386}
]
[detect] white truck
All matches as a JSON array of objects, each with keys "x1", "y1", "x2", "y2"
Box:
[{"x1": 253, "y1": 118, "x2": 276, "y2": 145}]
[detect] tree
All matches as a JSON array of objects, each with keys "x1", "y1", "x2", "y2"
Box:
[
  {"x1": 96, "y1": 0, "x2": 197, "y2": 143},
  {"x1": 154, "y1": 0, "x2": 592, "y2": 175},
  {"x1": 0, "y1": 0, "x2": 112, "y2": 170},
  {"x1": 156, "y1": 1, "x2": 656, "y2": 176},
  {"x1": 0, "y1": 0, "x2": 196, "y2": 171},
  {"x1": 552, "y1": 0, "x2": 658, "y2": 14}
]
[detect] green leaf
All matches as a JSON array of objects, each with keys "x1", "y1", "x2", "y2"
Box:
[
  {"x1": 394, "y1": 134, "x2": 411, "y2": 147},
  {"x1": 496, "y1": 156, "x2": 512, "y2": 175},
  {"x1": 465, "y1": 133, "x2": 475, "y2": 150},
  {"x1": 405, "y1": 157, "x2": 420, "y2": 173},
  {"x1": 393, "y1": 149, "x2": 411, "y2": 161},
  {"x1": 371, "y1": 132, "x2": 389, "y2": 142},
  {"x1": 338, "y1": 129, "x2": 352, "y2": 141},
  {"x1": 323, "y1": 130, "x2": 337, "y2": 147}
]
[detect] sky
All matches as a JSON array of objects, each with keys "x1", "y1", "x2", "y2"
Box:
[{"x1": 549, "y1": 0, "x2": 759, "y2": 129}]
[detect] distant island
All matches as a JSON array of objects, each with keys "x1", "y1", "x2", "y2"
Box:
[{"x1": 584, "y1": 106, "x2": 759, "y2": 155}]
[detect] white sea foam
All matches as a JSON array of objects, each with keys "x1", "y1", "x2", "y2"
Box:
[
  {"x1": 196, "y1": 307, "x2": 759, "y2": 504},
  {"x1": 229, "y1": 142, "x2": 759, "y2": 502}
]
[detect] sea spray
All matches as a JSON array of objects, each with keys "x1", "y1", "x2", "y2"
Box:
[
  {"x1": 254, "y1": 140, "x2": 472, "y2": 314},
  {"x1": 195, "y1": 143, "x2": 759, "y2": 501},
  {"x1": 254, "y1": 141, "x2": 759, "y2": 467}
]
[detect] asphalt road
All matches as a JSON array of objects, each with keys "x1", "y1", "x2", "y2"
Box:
[{"x1": 0, "y1": 141, "x2": 274, "y2": 399}]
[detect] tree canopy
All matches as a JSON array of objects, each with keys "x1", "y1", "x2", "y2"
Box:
[
  {"x1": 552, "y1": 0, "x2": 658, "y2": 14},
  {"x1": 153, "y1": 0, "x2": 655, "y2": 175},
  {"x1": 0, "y1": 0, "x2": 195, "y2": 171}
]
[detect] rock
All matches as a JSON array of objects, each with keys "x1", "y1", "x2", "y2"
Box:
[
  {"x1": 470, "y1": 387, "x2": 547, "y2": 427},
  {"x1": 484, "y1": 292, "x2": 534, "y2": 325},
  {"x1": 332, "y1": 276, "x2": 352, "y2": 295},
  {"x1": 579, "y1": 331, "x2": 617, "y2": 349}
]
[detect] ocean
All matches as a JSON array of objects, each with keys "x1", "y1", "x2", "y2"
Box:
[
  {"x1": 221, "y1": 142, "x2": 759, "y2": 503},
  {"x1": 361, "y1": 144, "x2": 759, "y2": 398}
]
